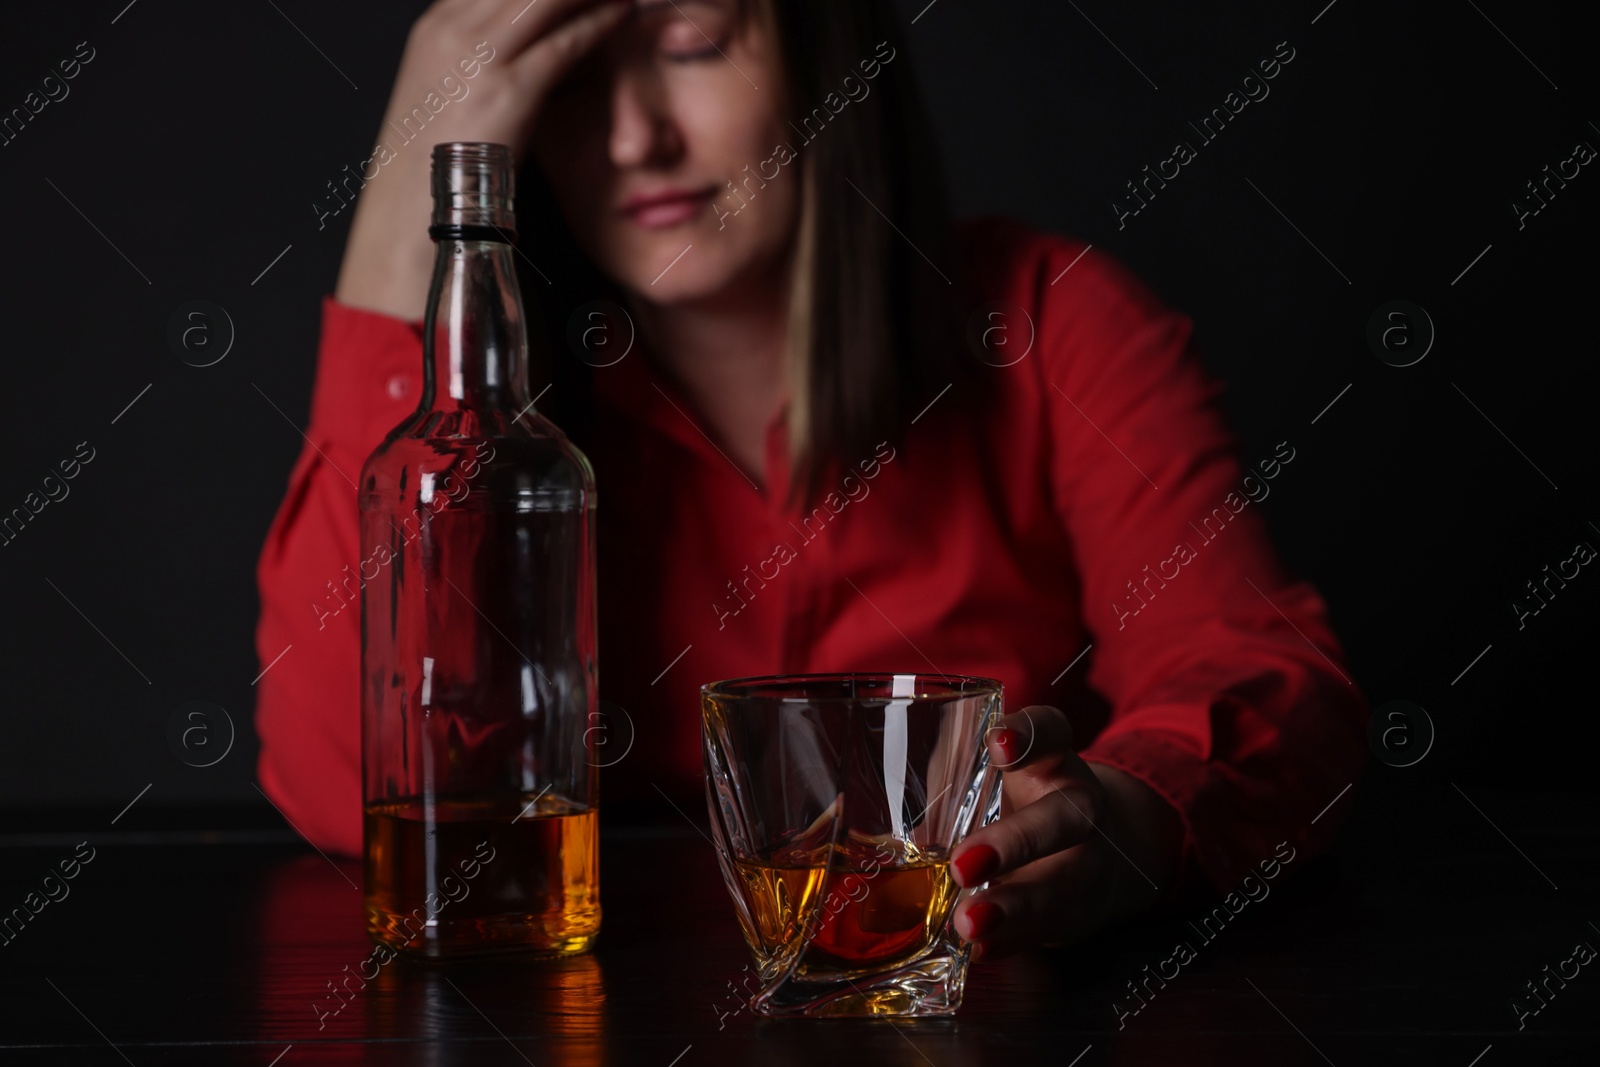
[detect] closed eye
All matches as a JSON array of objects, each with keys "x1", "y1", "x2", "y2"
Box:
[
  {"x1": 664, "y1": 42, "x2": 722, "y2": 62},
  {"x1": 650, "y1": 1, "x2": 734, "y2": 62}
]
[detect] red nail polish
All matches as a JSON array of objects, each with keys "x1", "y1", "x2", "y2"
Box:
[
  {"x1": 952, "y1": 844, "x2": 999, "y2": 887},
  {"x1": 964, "y1": 901, "x2": 1004, "y2": 940}
]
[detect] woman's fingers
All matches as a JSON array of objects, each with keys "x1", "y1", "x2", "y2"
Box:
[
  {"x1": 949, "y1": 770, "x2": 1103, "y2": 888},
  {"x1": 950, "y1": 705, "x2": 1104, "y2": 887},
  {"x1": 984, "y1": 705, "x2": 1095, "y2": 808},
  {"x1": 507, "y1": 0, "x2": 632, "y2": 97},
  {"x1": 952, "y1": 844, "x2": 1112, "y2": 960},
  {"x1": 481, "y1": 0, "x2": 628, "y2": 59},
  {"x1": 938, "y1": 708, "x2": 1182, "y2": 962},
  {"x1": 400, "y1": 0, "x2": 629, "y2": 119},
  {"x1": 984, "y1": 704, "x2": 1073, "y2": 776}
]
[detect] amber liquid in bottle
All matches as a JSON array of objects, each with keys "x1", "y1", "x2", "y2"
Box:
[
  {"x1": 359, "y1": 143, "x2": 599, "y2": 959},
  {"x1": 364, "y1": 796, "x2": 599, "y2": 956}
]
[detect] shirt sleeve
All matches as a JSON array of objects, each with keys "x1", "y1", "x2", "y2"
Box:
[
  {"x1": 253, "y1": 295, "x2": 424, "y2": 858},
  {"x1": 1030, "y1": 234, "x2": 1367, "y2": 896}
]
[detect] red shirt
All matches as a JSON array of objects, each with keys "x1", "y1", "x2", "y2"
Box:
[{"x1": 254, "y1": 214, "x2": 1366, "y2": 893}]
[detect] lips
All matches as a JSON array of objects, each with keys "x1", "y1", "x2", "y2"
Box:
[{"x1": 620, "y1": 185, "x2": 718, "y2": 229}]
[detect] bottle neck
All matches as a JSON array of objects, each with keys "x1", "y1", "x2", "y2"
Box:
[{"x1": 421, "y1": 237, "x2": 529, "y2": 414}]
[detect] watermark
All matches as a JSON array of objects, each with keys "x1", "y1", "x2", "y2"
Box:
[
  {"x1": 712, "y1": 441, "x2": 897, "y2": 630},
  {"x1": 985, "y1": 706, "x2": 1039, "y2": 769},
  {"x1": 586, "y1": 700, "x2": 636, "y2": 768},
  {"x1": 312, "y1": 42, "x2": 498, "y2": 231},
  {"x1": 1510, "y1": 532, "x2": 1594, "y2": 630},
  {"x1": 1112, "y1": 840, "x2": 1297, "y2": 1028},
  {"x1": 1510, "y1": 136, "x2": 1594, "y2": 231},
  {"x1": 1112, "y1": 40, "x2": 1297, "y2": 229},
  {"x1": 1366, "y1": 300, "x2": 1433, "y2": 367},
  {"x1": 0, "y1": 441, "x2": 97, "y2": 549},
  {"x1": 1113, "y1": 441, "x2": 1297, "y2": 630},
  {"x1": 166, "y1": 700, "x2": 235, "y2": 768},
  {"x1": 966, "y1": 302, "x2": 1035, "y2": 367},
  {"x1": 166, "y1": 301, "x2": 235, "y2": 367},
  {"x1": 566, "y1": 300, "x2": 635, "y2": 367},
  {"x1": 712, "y1": 964, "x2": 763, "y2": 1030},
  {"x1": 313, "y1": 942, "x2": 397, "y2": 1030},
  {"x1": 311, "y1": 443, "x2": 496, "y2": 630},
  {"x1": 713, "y1": 40, "x2": 898, "y2": 230},
  {"x1": 1511, "y1": 935, "x2": 1594, "y2": 1030},
  {"x1": 0, "y1": 842, "x2": 97, "y2": 948},
  {"x1": 1368, "y1": 699, "x2": 1434, "y2": 768},
  {"x1": 313, "y1": 839, "x2": 497, "y2": 1030},
  {"x1": 0, "y1": 41, "x2": 96, "y2": 150}
]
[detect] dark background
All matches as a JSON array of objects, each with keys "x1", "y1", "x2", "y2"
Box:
[{"x1": 0, "y1": 0, "x2": 1593, "y2": 825}]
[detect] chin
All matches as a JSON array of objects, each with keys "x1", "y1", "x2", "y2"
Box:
[
  {"x1": 592, "y1": 228, "x2": 736, "y2": 303},
  {"x1": 623, "y1": 254, "x2": 740, "y2": 306}
]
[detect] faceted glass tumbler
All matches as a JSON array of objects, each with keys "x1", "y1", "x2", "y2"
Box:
[{"x1": 702, "y1": 673, "x2": 1004, "y2": 1017}]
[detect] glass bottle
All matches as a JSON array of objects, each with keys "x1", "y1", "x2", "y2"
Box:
[{"x1": 359, "y1": 142, "x2": 599, "y2": 958}]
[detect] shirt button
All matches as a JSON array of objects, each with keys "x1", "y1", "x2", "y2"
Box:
[{"x1": 386, "y1": 375, "x2": 410, "y2": 400}]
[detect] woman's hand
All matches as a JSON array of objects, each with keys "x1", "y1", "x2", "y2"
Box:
[
  {"x1": 949, "y1": 705, "x2": 1184, "y2": 960},
  {"x1": 336, "y1": 0, "x2": 632, "y2": 318}
]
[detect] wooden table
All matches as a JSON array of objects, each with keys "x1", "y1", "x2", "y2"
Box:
[{"x1": 2, "y1": 782, "x2": 1596, "y2": 1064}]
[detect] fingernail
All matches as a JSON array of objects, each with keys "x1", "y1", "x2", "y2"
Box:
[
  {"x1": 964, "y1": 901, "x2": 1004, "y2": 941},
  {"x1": 991, "y1": 727, "x2": 1016, "y2": 760},
  {"x1": 952, "y1": 844, "x2": 999, "y2": 887}
]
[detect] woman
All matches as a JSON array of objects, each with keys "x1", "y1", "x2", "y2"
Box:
[{"x1": 255, "y1": 0, "x2": 1366, "y2": 962}]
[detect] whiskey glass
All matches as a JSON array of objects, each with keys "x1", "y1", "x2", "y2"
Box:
[{"x1": 702, "y1": 673, "x2": 1003, "y2": 1017}]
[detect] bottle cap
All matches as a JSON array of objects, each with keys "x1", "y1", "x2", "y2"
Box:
[{"x1": 429, "y1": 142, "x2": 517, "y2": 241}]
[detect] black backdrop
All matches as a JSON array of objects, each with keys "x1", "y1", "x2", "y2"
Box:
[{"x1": 0, "y1": 0, "x2": 1594, "y2": 822}]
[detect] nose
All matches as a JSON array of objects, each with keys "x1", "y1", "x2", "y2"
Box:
[{"x1": 608, "y1": 68, "x2": 681, "y2": 169}]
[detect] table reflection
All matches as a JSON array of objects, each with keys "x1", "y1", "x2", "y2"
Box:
[{"x1": 252, "y1": 852, "x2": 608, "y2": 1064}]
